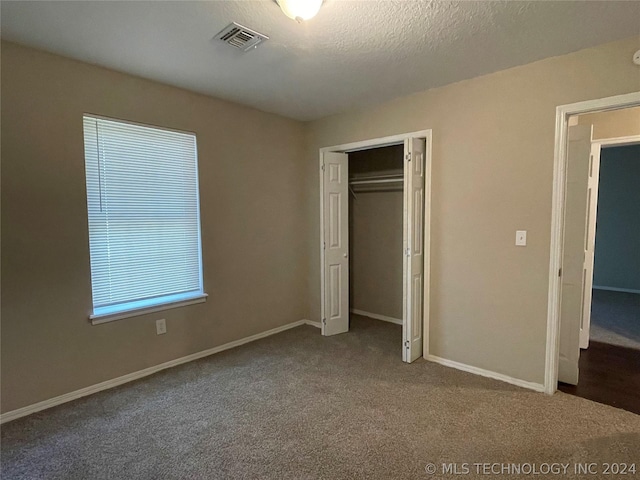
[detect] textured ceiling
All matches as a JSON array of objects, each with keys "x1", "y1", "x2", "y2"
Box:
[{"x1": 2, "y1": 1, "x2": 639, "y2": 121}]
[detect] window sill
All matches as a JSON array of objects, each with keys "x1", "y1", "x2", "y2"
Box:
[{"x1": 90, "y1": 294, "x2": 208, "y2": 325}]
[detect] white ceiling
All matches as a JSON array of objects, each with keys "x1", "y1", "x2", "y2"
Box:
[{"x1": 2, "y1": 1, "x2": 639, "y2": 121}]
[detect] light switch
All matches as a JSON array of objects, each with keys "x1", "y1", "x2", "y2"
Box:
[{"x1": 515, "y1": 230, "x2": 527, "y2": 246}]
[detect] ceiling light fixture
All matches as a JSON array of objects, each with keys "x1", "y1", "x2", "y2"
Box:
[{"x1": 276, "y1": 0, "x2": 323, "y2": 22}]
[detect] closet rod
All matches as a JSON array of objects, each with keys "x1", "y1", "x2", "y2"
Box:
[{"x1": 349, "y1": 176, "x2": 404, "y2": 186}]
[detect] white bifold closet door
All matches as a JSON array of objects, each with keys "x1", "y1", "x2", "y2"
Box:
[
  {"x1": 321, "y1": 140, "x2": 427, "y2": 364},
  {"x1": 403, "y1": 138, "x2": 426, "y2": 363},
  {"x1": 322, "y1": 152, "x2": 350, "y2": 336}
]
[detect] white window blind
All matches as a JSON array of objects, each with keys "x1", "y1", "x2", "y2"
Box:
[{"x1": 83, "y1": 115, "x2": 204, "y2": 320}]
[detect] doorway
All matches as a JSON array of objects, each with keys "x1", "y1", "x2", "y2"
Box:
[
  {"x1": 558, "y1": 133, "x2": 640, "y2": 413},
  {"x1": 547, "y1": 94, "x2": 640, "y2": 410},
  {"x1": 588, "y1": 143, "x2": 640, "y2": 350},
  {"x1": 319, "y1": 131, "x2": 432, "y2": 363}
]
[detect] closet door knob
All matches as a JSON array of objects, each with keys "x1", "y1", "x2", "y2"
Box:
[{"x1": 343, "y1": 253, "x2": 348, "y2": 258}]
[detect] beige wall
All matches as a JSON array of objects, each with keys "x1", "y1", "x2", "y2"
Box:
[
  {"x1": 3, "y1": 35, "x2": 640, "y2": 412},
  {"x1": 578, "y1": 105, "x2": 640, "y2": 139},
  {"x1": 0, "y1": 42, "x2": 307, "y2": 413},
  {"x1": 305, "y1": 36, "x2": 640, "y2": 384},
  {"x1": 349, "y1": 146, "x2": 404, "y2": 320}
]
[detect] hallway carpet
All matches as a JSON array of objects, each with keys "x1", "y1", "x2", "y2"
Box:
[
  {"x1": 2, "y1": 316, "x2": 639, "y2": 479},
  {"x1": 590, "y1": 289, "x2": 640, "y2": 350}
]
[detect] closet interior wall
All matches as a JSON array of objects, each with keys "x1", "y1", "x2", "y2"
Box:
[{"x1": 348, "y1": 145, "x2": 404, "y2": 322}]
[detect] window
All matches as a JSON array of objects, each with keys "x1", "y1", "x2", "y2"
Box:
[{"x1": 83, "y1": 115, "x2": 205, "y2": 323}]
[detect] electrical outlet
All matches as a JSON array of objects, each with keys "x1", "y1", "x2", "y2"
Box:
[
  {"x1": 515, "y1": 230, "x2": 527, "y2": 246},
  {"x1": 156, "y1": 318, "x2": 167, "y2": 335}
]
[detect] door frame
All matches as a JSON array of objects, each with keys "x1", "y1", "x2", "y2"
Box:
[
  {"x1": 545, "y1": 91, "x2": 640, "y2": 394},
  {"x1": 319, "y1": 129, "x2": 432, "y2": 358}
]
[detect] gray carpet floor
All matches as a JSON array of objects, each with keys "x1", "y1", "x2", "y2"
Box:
[
  {"x1": 589, "y1": 289, "x2": 640, "y2": 350},
  {"x1": 2, "y1": 315, "x2": 639, "y2": 479}
]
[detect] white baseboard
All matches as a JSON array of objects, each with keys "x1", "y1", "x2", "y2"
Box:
[
  {"x1": 304, "y1": 320, "x2": 321, "y2": 328},
  {"x1": 1, "y1": 319, "x2": 313, "y2": 424},
  {"x1": 592, "y1": 285, "x2": 640, "y2": 294},
  {"x1": 351, "y1": 309, "x2": 403, "y2": 325},
  {"x1": 426, "y1": 354, "x2": 545, "y2": 393}
]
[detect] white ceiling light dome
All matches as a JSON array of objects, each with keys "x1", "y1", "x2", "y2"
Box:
[{"x1": 277, "y1": 0, "x2": 323, "y2": 22}]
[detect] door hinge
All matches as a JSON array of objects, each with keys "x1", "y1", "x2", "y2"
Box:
[
  {"x1": 405, "y1": 153, "x2": 412, "y2": 161},
  {"x1": 558, "y1": 268, "x2": 562, "y2": 277},
  {"x1": 406, "y1": 247, "x2": 411, "y2": 257},
  {"x1": 321, "y1": 163, "x2": 325, "y2": 172},
  {"x1": 323, "y1": 241, "x2": 326, "y2": 250},
  {"x1": 404, "y1": 340, "x2": 410, "y2": 349},
  {"x1": 322, "y1": 318, "x2": 327, "y2": 325}
]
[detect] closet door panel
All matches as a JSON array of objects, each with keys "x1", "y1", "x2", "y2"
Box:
[
  {"x1": 403, "y1": 138, "x2": 425, "y2": 362},
  {"x1": 323, "y1": 152, "x2": 349, "y2": 336}
]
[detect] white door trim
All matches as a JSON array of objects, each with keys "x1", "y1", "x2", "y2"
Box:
[
  {"x1": 319, "y1": 130, "x2": 431, "y2": 155},
  {"x1": 319, "y1": 130, "x2": 432, "y2": 358},
  {"x1": 545, "y1": 91, "x2": 640, "y2": 395},
  {"x1": 596, "y1": 134, "x2": 640, "y2": 147}
]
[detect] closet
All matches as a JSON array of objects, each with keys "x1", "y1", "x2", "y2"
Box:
[
  {"x1": 348, "y1": 145, "x2": 404, "y2": 328},
  {"x1": 320, "y1": 132, "x2": 428, "y2": 363}
]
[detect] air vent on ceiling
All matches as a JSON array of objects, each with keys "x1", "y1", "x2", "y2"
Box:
[{"x1": 216, "y1": 22, "x2": 269, "y2": 51}]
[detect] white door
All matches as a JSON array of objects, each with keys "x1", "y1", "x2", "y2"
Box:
[
  {"x1": 558, "y1": 124, "x2": 592, "y2": 384},
  {"x1": 322, "y1": 152, "x2": 349, "y2": 336},
  {"x1": 580, "y1": 143, "x2": 601, "y2": 349},
  {"x1": 403, "y1": 138, "x2": 426, "y2": 362}
]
